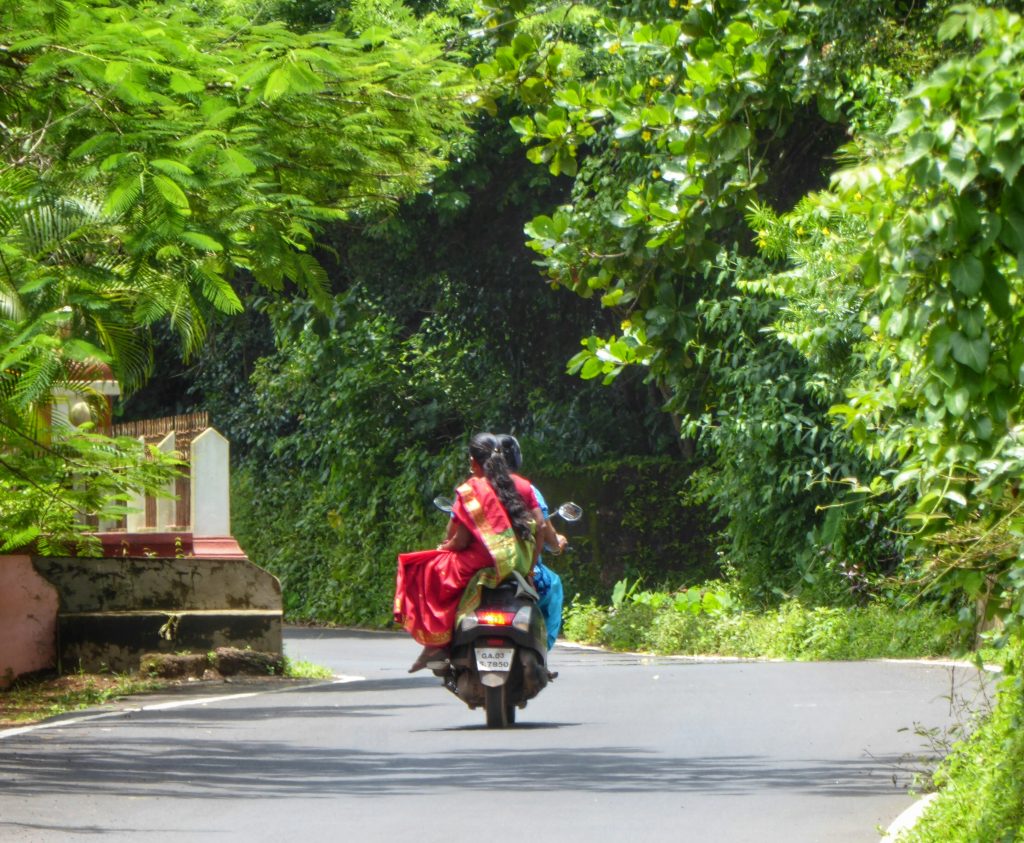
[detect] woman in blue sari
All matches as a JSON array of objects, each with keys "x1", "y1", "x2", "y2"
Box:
[{"x1": 498, "y1": 434, "x2": 566, "y2": 649}]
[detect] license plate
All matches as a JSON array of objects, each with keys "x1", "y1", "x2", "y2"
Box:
[{"x1": 475, "y1": 647, "x2": 514, "y2": 672}]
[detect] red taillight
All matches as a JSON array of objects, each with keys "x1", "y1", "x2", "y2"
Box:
[{"x1": 476, "y1": 610, "x2": 515, "y2": 626}]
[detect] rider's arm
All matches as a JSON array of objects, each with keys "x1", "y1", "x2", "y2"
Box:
[
  {"x1": 438, "y1": 522, "x2": 471, "y2": 551},
  {"x1": 444, "y1": 514, "x2": 457, "y2": 542},
  {"x1": 530, "y1": 506, "x2": 546, "y2": 566},
  {"x1": 530, "y1": 482, "x2": 566, "y2": 555},
  {"x1": 541, "y1": 519, "x2": 567, "y2": 555}
]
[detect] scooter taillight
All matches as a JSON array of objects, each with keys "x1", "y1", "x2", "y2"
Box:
[{"x1": 476, "y1": 610, "x2": 515, "y2": 626}]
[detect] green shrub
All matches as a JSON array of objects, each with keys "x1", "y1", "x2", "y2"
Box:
[
  {"x1": 903, "y1": 672, "x2": 1024, "y2": 843},
  {"x1": 232, "y1": 464, "x2": 440, "y2": 626},
  {"x1": 649, "y1": 609, "x2": 705, "y2": 654},
  {"x1": 563, "y1": 582, "x2": 963, "y2": 662},
  {"x1": 602, "y1": 603, "x2": 657, "y2": 651},
  {"x1": 561, "y1": 598, "x2": 608, "y2": 645}
]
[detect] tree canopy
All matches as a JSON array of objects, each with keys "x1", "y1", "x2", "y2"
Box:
[
  {"x1": 0, "y1": 0, "x2": 473, "y2": 549},
  {"x1": 6, "y1": 0, "x2": 1024, "y2": 657},
  {"x1": 471, "y1": 0, "x2": 1024, "y2": 639}
]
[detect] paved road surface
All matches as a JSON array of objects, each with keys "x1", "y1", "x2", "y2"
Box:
[{"x1": 0, "y1": 628, "x2": 987, "y2": 842}]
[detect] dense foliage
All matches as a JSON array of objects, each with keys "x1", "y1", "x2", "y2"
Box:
[
  {"x1": 7, "y1": 0, "x2": 1022, "y2": 655},
  {"x1": 217, "y1": 136, "x2": 702, "y2": 620},
  {"x1": 0, "y1": 0, "x2": 473, "y2": 548},
  {"x1": 563, "y1": 580, "x2": 962, "y2": 659},
  {"x1": 903, "y1": 669, "x2": 1024, "y2": 843},
  {"x1": 468, "y1": 0, "x2": 933, "y2": 600},
  {"x1": 470, "y1": 0, "x2": 1024, "y2": 644}
]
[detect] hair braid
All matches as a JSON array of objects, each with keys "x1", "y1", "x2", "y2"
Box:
[{"x1": 468, "y1": 432, "x2": 533, "y2": 543}]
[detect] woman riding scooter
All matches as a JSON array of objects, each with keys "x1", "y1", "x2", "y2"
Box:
[
  {"x1": 393, "y1": 432, "x2": 547, "y2": 672},
  {"x1": 498, "y1": 434, "x2": 567, "y2": 650}
]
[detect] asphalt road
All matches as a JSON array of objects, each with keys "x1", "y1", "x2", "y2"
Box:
[{"x1": 0, "y1": 628, "x2": 989, "y2": 842}]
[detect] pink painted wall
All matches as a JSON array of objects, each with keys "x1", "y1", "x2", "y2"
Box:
[{"x1": 0, "y1": 555, "x2": 58, "y2": 688}]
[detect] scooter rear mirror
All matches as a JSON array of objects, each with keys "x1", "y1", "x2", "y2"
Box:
[
  {"x1": 555, "y1": 502, "x2": 583, "y2": 522},
  {"x1": 433, "y1": 495, "x2": 454, "y2": 514}
]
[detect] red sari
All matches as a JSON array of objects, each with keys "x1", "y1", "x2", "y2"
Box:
[{"x1": 394, "y1": 475, "x2": 538, "y2": 646}]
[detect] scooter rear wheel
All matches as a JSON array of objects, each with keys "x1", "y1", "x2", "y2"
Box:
[{"x1": 484, "y1": 684, "x2": 513, "y2": 728}]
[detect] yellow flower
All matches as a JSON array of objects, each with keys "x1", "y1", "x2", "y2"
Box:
[
  {"x1": 669, "y1": 0, "x2": 678, "y2": 6},
  {"x1": 608, "y1": 42, "x2": 621, "y2": 54},
  {"x1": 641, "y1": 130, "x2": 652, "y2": 142},
  {"x1": 621, "y1": 319, "x2": 632, "y2": 331},
  {"x1": 649, "y1": 76, "x2": 659, "y2": 87},
  {"x1": 822, "y1": 226, "x2": 831, "y2": 236},
  {"x1": 652, "y1": 169, "x2": 661, "y2": 179},
  {"x1": 796, "y1": 226, "x2": 805, "y2": 236}
]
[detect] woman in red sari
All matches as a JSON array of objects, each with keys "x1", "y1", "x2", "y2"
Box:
[{"x1": 394, "y1": 432, "x2": 546, "y2": 672}]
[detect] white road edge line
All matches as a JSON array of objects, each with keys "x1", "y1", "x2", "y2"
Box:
[
  {"x1": 881, "y1": 792, "x2": 939, "y2": 841},
  {"x1": 557, "y1": 642, "x2": 1003, "y2": 672},
  {"x1": 0, "y1": 674, "x2": 365, "y2": 740}
]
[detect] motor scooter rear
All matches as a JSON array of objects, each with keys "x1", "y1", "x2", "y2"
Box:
[{"x1": 436, "y1": 573, "x2": 551, "y2": 728}]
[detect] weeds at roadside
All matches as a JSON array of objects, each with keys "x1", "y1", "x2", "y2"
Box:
[
  {"x1": 0, "y1": 672, "x2": 164, "y2": 728},
  {"x1": 902, "y1": 667, "x2": 995, "y2": 782},
  {"x1": 281, "y1": 657, "x2": 333, "y2": 680},
  {"x1": 2, "y1": 656, "x2": 334, "y2": 729},
  {"x1": 898, "y1": 670, "x2": 1024, "y2": 843},
  {"x1": 563, "y1": 583, "x2": 963, "y2": 661}
]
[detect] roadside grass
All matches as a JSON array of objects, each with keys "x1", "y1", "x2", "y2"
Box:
[
  {"x1": 0, "y1": 672, "x2": 164, "y2": 729},
  {"x1": 281, "y1": 657, "x2": 334, "y2": 679},
  {"x1": 562, "y1": 595, "x2": 963, "y2": 661},
  {"x1": 1, "y1": 657, "x2": 334, "y2": 729},
  {"x1": 899, "y1": 673, "x2": 1024, "y2": 842}
]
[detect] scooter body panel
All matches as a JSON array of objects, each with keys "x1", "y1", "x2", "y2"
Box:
[{"x1": 441, "y1": 580, "x2": 550, "y2": 715}]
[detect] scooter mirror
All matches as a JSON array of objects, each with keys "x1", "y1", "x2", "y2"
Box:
[
  {"x1": 555, "y1": 502, "x2": 583, "y2": 522},
  {"x1": 432, "y1": 495, "x2": 454, "y2": 514}
]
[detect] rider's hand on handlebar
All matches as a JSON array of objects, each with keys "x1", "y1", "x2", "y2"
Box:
[{"x1": 545, "y1": 533, "x2": 568, "y2": 555}]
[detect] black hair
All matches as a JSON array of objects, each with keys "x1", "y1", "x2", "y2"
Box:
[
  {"x1": 468, "y1": 432, "x2": 533, "y2": 543},
  {"x1": 498, "y1": 434, "x2": 523, "y2": 471}
]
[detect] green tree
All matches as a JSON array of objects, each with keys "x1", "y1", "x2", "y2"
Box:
[
  {"x1": 482, "y1": 0, "x2": 1024, "y2": 638},
  {"x1": 0, "y1": 0, "x2": 473, "y2": 548},
  {"x1": 470, "y1": 0, "x2": 950, "y2": 597},
  {"x1": 796, "y1": 5, "x2": 1024, "y2": 644}
]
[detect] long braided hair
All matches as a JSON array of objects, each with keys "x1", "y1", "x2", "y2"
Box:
[{"x1": 468, "y1": 432, "x2": 534, "y2": 543}]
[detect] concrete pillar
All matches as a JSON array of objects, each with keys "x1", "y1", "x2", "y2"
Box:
[
  {"x1": 191, "y1": 427, "x2": 230, "y2": 537},
  {"x1": 126, "y1": 435, "x2": 148, "y2": 532},
  {"x1": 155, "y1": 431, "x2": 177, "y2": 531}
]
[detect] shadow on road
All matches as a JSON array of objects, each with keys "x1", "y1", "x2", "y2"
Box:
[{"x1": 0, "y1": 723, "x2": 913, "y2": 801}]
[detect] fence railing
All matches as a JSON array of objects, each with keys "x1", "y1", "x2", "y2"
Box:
[{"x1": 103, "y1": 413, "x2": 229, "y2": 536}]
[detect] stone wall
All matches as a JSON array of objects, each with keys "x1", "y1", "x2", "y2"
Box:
[{"x1": 1, "y1": 555, "x2": 283, "y2": 680}]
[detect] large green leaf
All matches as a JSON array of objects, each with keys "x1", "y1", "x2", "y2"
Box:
[{"x1": 950, "y1": 331, "x2": 991, "y2": 374}]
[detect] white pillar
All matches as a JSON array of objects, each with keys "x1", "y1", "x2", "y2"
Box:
[
  {"x1": 126, "y1": 435, "x2": 148, "y2": 532},
  {"x1": 191, "y1": 427, "x2": 230, "y2": 537},
  {"x1": 155, "y1": 431, "x2": 177, "y2": 530}
]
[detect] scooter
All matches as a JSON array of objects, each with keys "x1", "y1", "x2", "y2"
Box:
[{"x1": 428, "y1": 497, "x2": 582, "y2": 728}]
